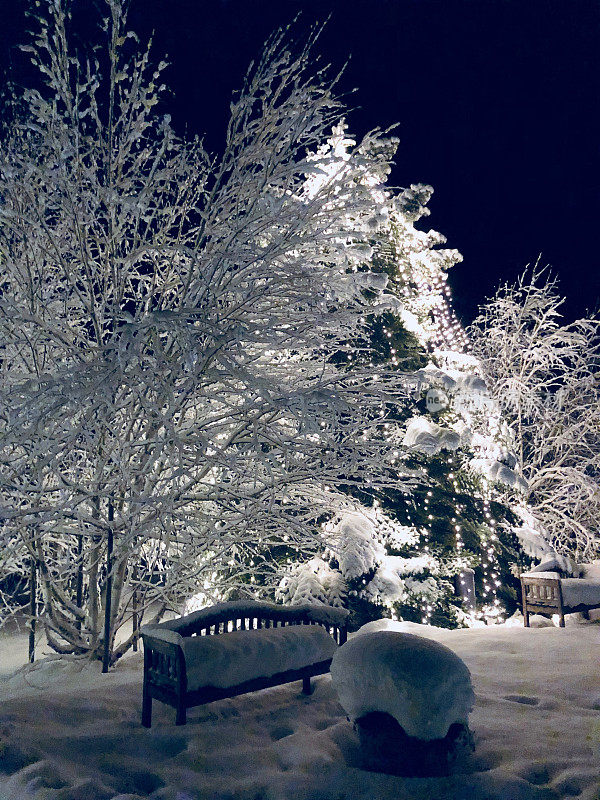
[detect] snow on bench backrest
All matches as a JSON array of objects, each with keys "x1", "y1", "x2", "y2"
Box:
[
  {"x1": 183, "y1": 624, "x2": 337, "y2": 691},
  {"x1": 148, "y1": 600, "x2": 349, "y2": 639}
]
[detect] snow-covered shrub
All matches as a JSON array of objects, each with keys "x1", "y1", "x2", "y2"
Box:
[
  {"x1": 403, "y1": 417, "x2": 461, "y2": 455},
  {"x1": 362, "y1": 555, "x2": 440, "y2": 607},
  {"x1": 334, "y1": 514, "x2": 386, "y2": 581}
]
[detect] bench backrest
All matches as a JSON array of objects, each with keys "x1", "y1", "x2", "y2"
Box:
[
  {"x1": 150, "y1": 602, "x2": 349, "y2": 645},
  {"x1": 521, "y1": 574, "x2": 563, "y2": 607}
]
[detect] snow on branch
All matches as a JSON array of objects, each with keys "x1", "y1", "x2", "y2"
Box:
[
  {"x1": 470, "y1": 267, "x2": 600, "y2": 559},
  {"x1": 0, "y1": 0, "x2": 412, "y2": 658}
]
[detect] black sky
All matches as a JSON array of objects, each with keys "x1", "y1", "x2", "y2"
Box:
[{"x1": 2, "y1": 0, "x2": 599, "y2": 323}]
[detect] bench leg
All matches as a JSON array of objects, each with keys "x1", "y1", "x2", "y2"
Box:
[
  {"x1": 175, "y1": 701, "x2": 187, "y2": 725},
  {"x1": 302, "y1": 676, "x2": 312, "y2": 695},
  {"x1": 521, "y1": 582, "x2": 530, "y2": 627},
  {"x1": 142, "y1": 683, "x2": 152, "y2": 728}
]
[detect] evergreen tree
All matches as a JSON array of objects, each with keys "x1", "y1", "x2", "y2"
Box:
[{"x1": 277, "y1": 136, "x2": 528, "y2": 629}]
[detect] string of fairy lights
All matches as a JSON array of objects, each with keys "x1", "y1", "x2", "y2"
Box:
[
  {"x1": 480, "y1": 490, "x2": 504, "y2": 622},
  {"x1": 384, "y1": 211, "x2": 501, "y2": 624},
  {"x1": 338, "y1": 202, "x2": 505, "y2": 623},
  {"x1": 182, "y1": 134, "x2": 509, "y2": 624}
]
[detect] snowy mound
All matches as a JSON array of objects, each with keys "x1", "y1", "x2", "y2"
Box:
[
  {"x1": 330, "y1": 631, "x2": 474, "y2": 741},
  {"x1": 356, "y1": 618, "x2": 449, "y2": 636}
]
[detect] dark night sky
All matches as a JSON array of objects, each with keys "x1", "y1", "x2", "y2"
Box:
[{"x1": 1, "y1": 0, "x2": 599, "y2": 323}]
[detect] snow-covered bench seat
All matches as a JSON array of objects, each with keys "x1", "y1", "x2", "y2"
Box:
[
  {"x1": 140, "y1": 600, "x2": 349, "y2": 727},
  {"x1": 521, "y1": 563, "x2": 600, "y2": 627}
]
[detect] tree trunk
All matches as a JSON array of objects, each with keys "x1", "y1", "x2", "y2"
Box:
[
  {"x1": 28, "y1": 557, "x2": 36, "y2": 663},
  {"x1": 76, "y1": 534, "x2": 84, "y2": 632},
  {"x1": 102, "y1": 503, "x2": 114, "y2": 673}
]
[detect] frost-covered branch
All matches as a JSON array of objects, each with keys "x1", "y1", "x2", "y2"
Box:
[
  {"x1": 470, "y1": 268, "x2": 600, "y2": 558},
  {"x1": 0, "y1": 0, "x2": 411, "y2": 660}
]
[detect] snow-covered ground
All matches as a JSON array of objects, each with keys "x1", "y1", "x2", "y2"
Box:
[{"x1": 1, "y1": 618, "x2": 599, "y2": 800}]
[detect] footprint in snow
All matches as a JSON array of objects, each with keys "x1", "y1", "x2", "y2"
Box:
[
  {"x1": 503, "y1": 695, "x2": 540, "y2": 706},
  {"x1": 269, "y1": 725, "x2": 294, "y2": 741}
]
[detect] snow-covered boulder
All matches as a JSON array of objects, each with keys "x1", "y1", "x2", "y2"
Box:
[
  {"x1": 356, "y1": 618, "x2": 448, "y2": 636},
  {"x1": 330, "y1": 631, "x2": 474, "y2": 741}
]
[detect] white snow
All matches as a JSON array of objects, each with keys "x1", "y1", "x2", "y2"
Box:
[
  {"x1": 399, "y1": 307, "x2": 427, "y2": 339},
  {"x1": 469, "y1": 457, "x2": 529, "y2": 492},
  {"x1": 330, "y1": 630, "x2": 474, "y2": 741},
  {"x1": 559, "y1": 579, "x2": 600, "y2": 609},
  {"x1": 1, "y1": 620, "x2": 600, "y2": 800},
  {"x1": 435, "y1": 350, "x2": 482, "y2": 371},
  {"x1": 363, "y1": 562, "x2": 407, "y2": 605},
  {"x1": 415, "y1": 362, "x2": 457, "y2": 391},
  {"x1": 356, "y1": 558, "x2": 442, "y2": 610},
  {"x1": 403, "y1": 417, "x2": 461, "y2": 455},
  {"x1": 522, "y1": 570, "x2": 562, "y2": 579},
  {"x1": 487, "y1": 461, "x2": 529, "y2": 492},
  {"x1": 582, "y1": 563, "x2": 600, "y2": 580},
  {"x1": 335, "y1": 513, "x2": 385, "y2": 579},
  {"x1": 157, "y1": 600, "x2": 349, "y2": 631},
  {"x1": 276, "y1": 558, "x2": 347, "y2": 607},
  {"x1": 454, "y1": 374, "x2": 487, "y2": 394},
  {"x1": 513, "y1": 520, "x2": 556, "y2": 560},
  {"x1": 178, "y1": 625, "x2": 336, "y2": 691},
  {"x1": 528, "y1": 554, "x2": 582, "y2": 577}
]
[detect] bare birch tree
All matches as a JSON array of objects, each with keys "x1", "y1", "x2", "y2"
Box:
[
  {"x1": 470, "y1": 269, "x2": 600, "y2": 559},
  {"x1": 0, "y1": 0, "x2": 412, "y2": 662}
]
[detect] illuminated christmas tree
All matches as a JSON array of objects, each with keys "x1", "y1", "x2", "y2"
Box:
[{"x1": 278, "y1": 133, "x2": 528, "y2": 628}]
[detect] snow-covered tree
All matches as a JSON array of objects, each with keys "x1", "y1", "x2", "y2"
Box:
[
  {"x1": 470, "y1": 269, "x2": 600, "y2": 560},
  {"x1": 0, "y1": 1, "x2": 410, "y2": 662},
  {"x1": 277, "y1": 159, "x2": 526, "y2": 628}
]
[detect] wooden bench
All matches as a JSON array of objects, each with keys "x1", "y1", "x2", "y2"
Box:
[
  {"x1": 520, "y1": 571, "x2": 600, "y2": 627},
  {"x1": 140, "y1": 600, "x2": 348, "y2": 727}
]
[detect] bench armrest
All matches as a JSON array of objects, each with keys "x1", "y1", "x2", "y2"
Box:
[
  {"x1": 521, "y1": 571, "x2": 560, "y2": 580},
  {"x1": 140, "y1": 625, "x2": 184, "y2": 647}
]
